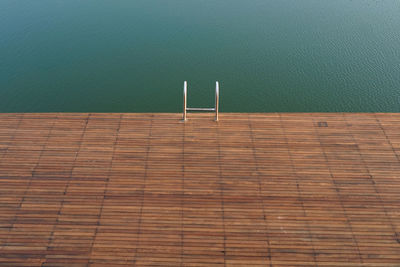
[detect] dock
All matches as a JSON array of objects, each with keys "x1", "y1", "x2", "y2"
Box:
[{"x1": 0, "y1": 113, "x2": 399, "y2": 266}]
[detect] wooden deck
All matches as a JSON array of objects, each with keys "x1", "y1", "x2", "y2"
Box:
[{"x1": 0, "y1": 113, "x2": 400, "y2": 266}]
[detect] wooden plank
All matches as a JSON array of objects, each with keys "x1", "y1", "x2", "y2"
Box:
[{"x1": 0, "y1": 113, "x2": 399, "y2": 266}]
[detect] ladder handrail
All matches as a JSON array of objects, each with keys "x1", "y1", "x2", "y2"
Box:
[
  {"x1": 183, "y1": 81, "x2": 219, "y2": 121},
  {"x1": 183, "y1": 81, "x2": 187, "y2": 121},
  {"x1": 215, "y1": 81, "x2": 219, "y2": 121}
]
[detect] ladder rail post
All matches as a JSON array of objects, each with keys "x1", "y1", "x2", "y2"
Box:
[
  {"x1": 215, "y1": 81, "x2": 219, "y2": 121},
  {"x1": 183, "y1": 81, "x2": 187, "y2": 121}
]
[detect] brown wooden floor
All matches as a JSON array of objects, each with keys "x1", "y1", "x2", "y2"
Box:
[{"x1": 0, "y1": 113, "x2": 399, "y2": 266}]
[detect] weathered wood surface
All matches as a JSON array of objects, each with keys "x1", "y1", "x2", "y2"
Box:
[{"x1": 0, "y1": 113, "x2": 399, "y2": 266}]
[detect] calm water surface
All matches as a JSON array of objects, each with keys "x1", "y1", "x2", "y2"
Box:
[{"x1": 1, "y1": 0, "x2": 400, "y2": 112}]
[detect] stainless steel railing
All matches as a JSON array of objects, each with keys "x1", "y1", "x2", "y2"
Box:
[{"x1": 183, "y1": 81, "x2": 219, "y2": 121}]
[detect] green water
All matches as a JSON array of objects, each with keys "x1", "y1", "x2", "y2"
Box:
[{"x1": 1, "y1": 0, "x2": 400, "y2": 112}]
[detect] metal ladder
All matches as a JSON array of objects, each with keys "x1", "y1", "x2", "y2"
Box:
[{"x1": 183, "y1": 81, "x2": 219, "y2": 121}]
